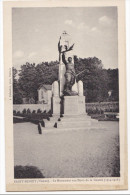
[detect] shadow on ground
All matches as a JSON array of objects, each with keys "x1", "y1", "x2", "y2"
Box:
[{"x1": 14, "y1": 165, "x2": 44, "y2": 178}]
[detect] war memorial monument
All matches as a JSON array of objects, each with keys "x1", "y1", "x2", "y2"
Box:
[{"x1": 43, "y1": 31, "x2": 97, "y2": 130}]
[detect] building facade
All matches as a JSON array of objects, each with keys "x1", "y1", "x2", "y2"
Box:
[{"x1": 38, "y1": 84, "x2": 52, "y2": 105}]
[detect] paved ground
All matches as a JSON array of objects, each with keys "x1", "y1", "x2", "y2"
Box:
[{"x1": 14, "y1": 121, "x2": 120, "y2": 178}]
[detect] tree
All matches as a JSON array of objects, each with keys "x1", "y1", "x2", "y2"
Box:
[
  {"x1": 107, "y1": 69, "x2": 119, "y2": 101},
  {"x1": 13, "y1": 67, "x2": 23, "y2": 104},
  {"x1": 17, "y1": 61, "x2": 59, "y2": 103},
  {"x1": 13, "y1": 57, "x2": 119, "y2": 104},
  {"x1": 18, "y1": 63, "x2": 38, "y2": 102},
  {"x1": 74, "y1": 56, "x2": 109, "y2": 102}
]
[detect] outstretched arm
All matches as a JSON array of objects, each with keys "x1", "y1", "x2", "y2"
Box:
[
  {"x1": 58, "y1": 36, "x2": 62, "y2": 53},
  {"x1": 60, "y1": 44, "x2": 75, "y2": 53},
  {"x1": 61, "y1": 44, "x2": 75, "y2": 65}
]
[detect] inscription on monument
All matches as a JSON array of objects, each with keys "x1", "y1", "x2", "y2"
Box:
[{"x1": 64, "y1": 96, "x2": 78, "y2": 114}]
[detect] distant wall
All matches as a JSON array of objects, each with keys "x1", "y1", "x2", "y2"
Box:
[
  {"x1": 86, "y1": 102, "x2": 119, "y2": 112},
  {"x1": 13, "y1": 104, "x2": 51, "y2": 113}
]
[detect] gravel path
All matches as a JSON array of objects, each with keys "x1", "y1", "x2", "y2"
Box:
[{"x1": 14, "y1": 122, "x2": 120, "y2": 178}]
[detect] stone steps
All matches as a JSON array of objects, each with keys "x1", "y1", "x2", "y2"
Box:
[
  {"x1": 41, "y1": 124, "x2": 106, "y2": 132},
  {"x1": 43, "y1": 114, "x2": 98, "y2": 129},
  {"x1": 60, "y1": 116, "x2": 91, "y2": 122},
  {"x1": 55, "y1": 120, "x2": 91, "y2": 129},
  {"x1": 60, "y1": 116, "x2": 98, "y2": 124},
  {"x1": 41, "y1": 126, "x2": 91, "y2": 132},
  {"x1": 62, "y1": 114, "x2": 90, "y2": 118}
]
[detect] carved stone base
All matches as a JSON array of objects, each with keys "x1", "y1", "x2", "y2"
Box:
[{"x1": 64, "y1": 96, "x2": 86, "y2": 115}]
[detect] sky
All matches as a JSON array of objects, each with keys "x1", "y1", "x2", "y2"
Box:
[{"x1": 12, "y1": 7, "x2": 118, "y2": 69}]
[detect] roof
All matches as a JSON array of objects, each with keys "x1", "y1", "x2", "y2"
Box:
[{"x1": 38, "y1": 84, "x2": 52, "y2": 90}]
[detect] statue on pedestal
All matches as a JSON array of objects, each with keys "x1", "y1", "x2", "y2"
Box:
[
  {"x1": 58, "y1": 31, "x2": 78, "y2": 96},
  {"x1": 62, "y1": 54, "x2": 77, "y2": 96}
]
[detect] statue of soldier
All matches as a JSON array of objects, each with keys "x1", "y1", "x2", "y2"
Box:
[
  {"x1": 62, "y1": 53, "x2": 77, "y2": 95},
  {"x1": 58, "y1": 34, "x2": 78, "y2": 96}
]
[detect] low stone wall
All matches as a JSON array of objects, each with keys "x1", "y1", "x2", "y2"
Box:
[
  {"x1": 86, "y1": 102, "x2": 119, "y2": 112},
  {"x1": 13, "y1": 104, "x2": 51, "y2": 113},
  {"x1": 13, "y1": 101, "x2": 119, "y2": 114}
]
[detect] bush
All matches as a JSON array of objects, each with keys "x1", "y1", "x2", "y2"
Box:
[
  {"x1": 22, "y1": 108, "x2": 27, "y2": 114},
  {"x1": 16, "y1": 111, "x2": 20, "y2": 115},
  {"x1": 37, "y1": 109, "x2": 42, "y2": 113},
  {"x1": 32, "y1": 110, "x2": 36, "y2": 114},
  {"x1": 13, "y1": 110, "x2": 52, "y2": 124},
  {"x1": 13, "y1": 110, "x2": 16, "y2": 115},
  {"x1": 14, "y1": 165, "x2": 44, "y2": 178},
  {"x1": 27, "y1": 108, "x2": 31, "y2": 114}
]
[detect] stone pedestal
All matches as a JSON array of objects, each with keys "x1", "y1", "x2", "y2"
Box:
[
  {"x1": 78, "y1": 96, "x2": 86, "y2": 114},
  {"x1": 43, "y1": 95, "x2": 98, "y2": 130},
  {"x1": 64, "y1": 96, "x2": 86, "y2": 115},
  {"x1": 52, "y1": 96, "x2": 60, "y2": 116}
]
